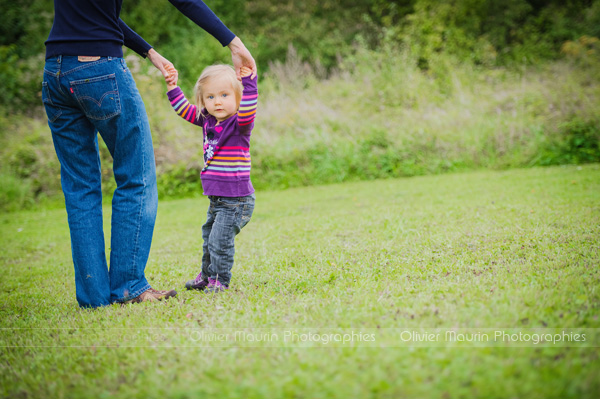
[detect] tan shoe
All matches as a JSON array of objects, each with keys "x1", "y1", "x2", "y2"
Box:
[{"x1": 124, "y1": 287, "x2": 177, "y2": 304}]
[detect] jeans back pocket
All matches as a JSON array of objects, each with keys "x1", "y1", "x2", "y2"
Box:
[
  {"x1": 41, "y1": 81, "x2": 62, "y2": 123},
  {"x1": 71, "y1": 74, "x2": 121, "y2": 120}
]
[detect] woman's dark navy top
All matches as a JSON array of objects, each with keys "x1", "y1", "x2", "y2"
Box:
[{"x1": 45, "y1": 0, "x2": 235, "y2": 59}]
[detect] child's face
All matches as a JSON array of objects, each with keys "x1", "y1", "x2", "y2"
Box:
[{"x1": 202, "y1": 75, "x2": 238, "y2": 123}]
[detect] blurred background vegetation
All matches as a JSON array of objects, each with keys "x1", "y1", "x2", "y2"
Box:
[{"x1": 1, "y1": 0, "x2": 599, "y2": 211}]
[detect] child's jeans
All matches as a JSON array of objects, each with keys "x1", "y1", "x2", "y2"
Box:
[{"x1": 202, "y1": 194, "x2": 255, "y2": 286}]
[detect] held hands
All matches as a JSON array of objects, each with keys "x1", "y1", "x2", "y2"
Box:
[
  {"x1": 146, "y1": 48, "x2": 178, "y2": 89},
  {"x1": 164, "y1": 65, "x2": 179, "y2": 91},
  {"x1": 240, "y1": 66, "x2": 252, "y2": 78},
  {"x1": 228, "y1": 37, "x2": 257, "y2": 80}
]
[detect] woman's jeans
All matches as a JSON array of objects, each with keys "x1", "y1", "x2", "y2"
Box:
[
  {"x1": 202, "y1": 194, "x2": 255, "y2": 286},
  {"x1": 42, "y1": 56, "x2": 156, "y2": 308}
]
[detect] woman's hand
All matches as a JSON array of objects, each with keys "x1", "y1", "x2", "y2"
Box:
[
  {"x1": 147, "y1": 48, "x2": 178, "y2": 87},
  {"x1": 227, "y1": 37, "x2": 257, "y2": 80}
]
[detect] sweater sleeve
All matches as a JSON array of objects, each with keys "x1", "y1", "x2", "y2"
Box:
[
  {"x1": 167, "y1": 87, "x2": 204, "y2": 126},
  {"x1": 118, "y1": 19, "x2": 152, "y2": 57},
  {"x1": 237, "y1": 75, "x2": 258, "y2": 134},
  {"x1": 168, "y1": 0, "x2": 236, "y2": 47}
]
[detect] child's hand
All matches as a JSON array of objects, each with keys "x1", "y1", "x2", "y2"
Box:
[
  {"x1": 165, "y1": 65, "x2": 178, "y2": 91},
  {"x1": 240, "y1": 66, "x2": 252, "y2": 78}
]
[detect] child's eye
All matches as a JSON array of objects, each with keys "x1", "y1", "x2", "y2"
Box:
[
  {"x1": 208, "y1": 95, "x2": 214, "y2": 100},
  {"x1": 222, "y1": 93, "x2": 228, "y2": 98}
]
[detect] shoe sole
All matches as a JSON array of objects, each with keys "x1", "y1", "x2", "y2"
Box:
[
  {"x1": 185, "y1": 280, "x2": 207, "y2": 291},
  {"x1": 162, "y1": 290, "x2": 177, "y2": 299}
]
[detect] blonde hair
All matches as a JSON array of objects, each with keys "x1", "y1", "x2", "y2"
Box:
[{"x1": 194, "y1": 64, "x2": 243, "y2": 113}]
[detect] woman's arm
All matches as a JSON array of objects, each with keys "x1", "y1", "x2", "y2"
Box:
[
  {"x1": 118, "y1": 19, "x2": 177, "y2": 85},
  {"x1": 168, "y1": 0, "x2": 235, "y2": 46},
  {"x1": 118, "y1": 18, "x2": 152, "y2": 57},
  {"x1": 168, "y1": 0, "x2": 256, "y2": 79}
]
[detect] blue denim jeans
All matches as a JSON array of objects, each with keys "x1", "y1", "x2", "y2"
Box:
[
  {"x1": 202, "y1": 194, "x2": 255, "y2": 286},
  {"x1": 42, "y1": 56, "x2": 157, "y2": 307}
]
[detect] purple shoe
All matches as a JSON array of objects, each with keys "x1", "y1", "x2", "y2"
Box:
[
  {"x1": 204, "y1": 277, "x2": 229, "y2": 293},
  {"x1": 185, "y1": 272, "x2": 209, "y2": 291}
]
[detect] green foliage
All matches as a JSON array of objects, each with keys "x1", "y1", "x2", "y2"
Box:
[
  {"x1": 377, "y1": 0, "x2": 600, "y2": 68},
  {"x1": 0, "y1": 0, "x2": 52, "y2": 110},
  {"x1": 242, "y1": 0, "x2": 374, "y2": 70},
  {"x1": 0, "y1": 114, "x2": 61, "y2": 212},
  {"x1": 251, "y1": 132, "x2": 471, "y2": 191},
  {"x1": 157, "y1": 163, "x2": 203, "y2": 199},
  {"x1": 0, "y1": 172, "x2": 34, "y2": 212},
  {"x1": 0, "y1": 45, "x2": 44, "y2": 111},
  {"x1": 2, "y1": 0, "x2": 599, "y2": 112},
  {"x1": 0, "y1": 0, "x2": 53, "y2": 55},
  {"x1": 375, "y1": 0, "x2": 600, "y2": 68},
  {"x1": 561, "y1": 35, "x2": 600, "y2": 69},
  {"x1": 537, "y1": 119, "x2": 600, "y2": 165}
]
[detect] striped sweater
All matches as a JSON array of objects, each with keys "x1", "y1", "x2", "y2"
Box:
[{"x1": 167, "y1": 75, "x2": 257, "y2": 197}]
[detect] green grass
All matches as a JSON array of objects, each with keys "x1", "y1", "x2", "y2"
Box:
[{"x1": 1, "y1": 164, "x2": 599, "y2": 398}]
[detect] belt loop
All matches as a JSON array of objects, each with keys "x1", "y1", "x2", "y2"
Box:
[{"x1": 57, "y1": 55, "x2": 62, "y2": 63}]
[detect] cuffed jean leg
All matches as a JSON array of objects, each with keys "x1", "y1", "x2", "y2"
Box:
[{"x1": 96, "y1": 60, "x2": 156, "y2": 302}]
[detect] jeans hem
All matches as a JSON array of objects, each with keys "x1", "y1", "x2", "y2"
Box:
[{"x1": 115, "y1": 283, "x2": 151, "y2": 303}]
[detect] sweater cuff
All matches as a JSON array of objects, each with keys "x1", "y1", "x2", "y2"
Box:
[{"x1": 167, "y1": 86, "x2": 184, "y2": 99}]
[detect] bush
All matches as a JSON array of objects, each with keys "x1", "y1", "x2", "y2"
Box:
[
  {"x1": 0, "y1": 172, "x2": 34, "y2": 212},
  {"x1": 537, "y1": 119, "x2": 600, "y2": 166},
  {"x1": 157, "y1": 163, "x2": 203, "y2": 199}
]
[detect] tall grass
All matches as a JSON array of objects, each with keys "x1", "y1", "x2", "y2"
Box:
[
  {"x1": 150, "y1": 46, "x2": 599, "y2": 191},
  {"x1": 0, "y1": 47, "x2": 598, "y2": 210}
]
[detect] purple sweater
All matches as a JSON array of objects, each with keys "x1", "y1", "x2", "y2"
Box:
[{"x1": 167, "y1": 75, "x2": 258, "y2": 197}]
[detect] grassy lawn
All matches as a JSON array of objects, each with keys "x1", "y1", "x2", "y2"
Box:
[{"x1": 1, "y1": 164, "x2": 599, "y2": 398}]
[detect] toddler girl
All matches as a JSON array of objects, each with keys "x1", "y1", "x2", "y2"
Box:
[{"x1": 165, "y1": 64, "x2": 258, "y2": 293}]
